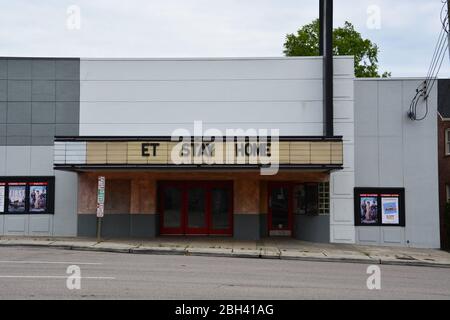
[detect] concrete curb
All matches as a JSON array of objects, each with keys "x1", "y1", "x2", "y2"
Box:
[
  {"x1": 280, "y1": 255, "x2": 380, "y2": 265},
  {"x1": 379, "y1": 259, "x2": 450, "y2": 269},
  {"x1": 1, "y1": 241, "x2": 450, "y2": 269},
  {"x1": 133, "y1": 247, "x2": 188, "y2": 256}
]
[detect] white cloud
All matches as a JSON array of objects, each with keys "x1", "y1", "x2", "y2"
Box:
[{"x1": 0, "y1": 0, "x2": 448, "y2": 77}]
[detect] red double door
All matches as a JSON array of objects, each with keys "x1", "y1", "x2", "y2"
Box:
[{"x1": 159, "y1": 181, "x2": 233, "y2": 236}]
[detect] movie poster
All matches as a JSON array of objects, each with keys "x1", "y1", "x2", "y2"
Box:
[
  {"x1": 360, "y1": 194, "x2": 378, "y2": 224},
  {"x1": 381, "y1": 195, "x2": 400, "y2": 225},
  {"x1": 29, "y1": 183, "x2": 48, "y2": 213},
  {"x1": 0, "y1": 183, "x2": 5, "y2": 213},
  {"x1": 8, "y1": 183, "x2": 26, "y2": 213}
]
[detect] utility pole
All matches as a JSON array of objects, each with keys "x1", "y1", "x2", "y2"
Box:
[
  {"x1": 319, "y1": 0, "x2": 324, "y2": 56},
  {"x1": 319, "y1": 0, "x2": 334, "y2": 137},
  {"x1": 447, "y1": 0, "x2": 450, "y2": 61},
  {"x1": 448, "y1": 0, "x2": 450, "y2": 26}
]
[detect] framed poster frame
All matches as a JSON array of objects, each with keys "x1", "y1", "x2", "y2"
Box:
[
  {"x1": 354, "y1": 188, "x2": 405, "y2": 227},
  {"x1": 0, "y1": 177, "x2": 55, "y2": 215}
]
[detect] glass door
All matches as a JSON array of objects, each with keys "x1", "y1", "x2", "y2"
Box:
[
  {"x1": 268, "y1": 183, "x2": 292, "y2": 236},
  {"x1": 185, "y1": 186, "x2": 208, "y2": 234},
  {"x1": 160, "y1": 183, "x2": 184, "y2": 234},
  {"x1": 159, "y1": 182, "x2": 233, "y2": 236},
  {"x1": 209, "y1": 184, "x2": 233, "y2": 235}
]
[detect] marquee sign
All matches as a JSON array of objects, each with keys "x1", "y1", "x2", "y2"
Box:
[{"x1": 53, "y1": 137, "x2": 344, "y2": 170}]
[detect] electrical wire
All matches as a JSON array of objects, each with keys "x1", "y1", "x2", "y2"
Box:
[
  {"x1": 426, "y1": 40, "x2": 448, "y2": 100},
  {"x1": 427, "y1": 17, "x2": 447, "y2": 82},
  {"x1": 426, "y1": 2, "x2": 448, "y2": 87},
  {"x1": 409, "y1": 0, "x2": 449, "y2": 121},
  {"x1": 408, "y1": 84, "x2": 427, "y2": 121}
]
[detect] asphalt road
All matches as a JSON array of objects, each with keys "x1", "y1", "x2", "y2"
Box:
[{"x1": 0, "y1": 246, "x2": 449, "y2": 300}]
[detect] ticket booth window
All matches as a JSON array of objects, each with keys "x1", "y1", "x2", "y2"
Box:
[
  {"x1": 269, "y1": 182, "x2": 324, "y2": 236},
  {"x1": 292, "y1": 184, "x2": 322, "y2": 216}
]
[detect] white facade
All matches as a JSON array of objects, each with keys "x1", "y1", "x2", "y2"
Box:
[
  {"x1": 355, "y1": 79, "x2": 440, "y2": 248},
  {"x1": 79, "y1": 57, "x2": 354, "y2": 137},
  {"x1": 78, "y1": 57, "x2": 356, "y2": 244},
  {"x1": 1, "y1": 57, "x2": 442, "y2": 247}
]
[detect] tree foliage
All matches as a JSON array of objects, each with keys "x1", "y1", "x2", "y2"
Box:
[{"x1": 283, "y1": 19, "x2": 390, "y2": 78}]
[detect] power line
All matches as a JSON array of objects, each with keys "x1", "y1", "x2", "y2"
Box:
[
  {"x1": 426, "y1": 0, "x2": 449, "y2": 89},
  {"x1": 409, "y1": 0, "x2": 449, "y2": 121}
]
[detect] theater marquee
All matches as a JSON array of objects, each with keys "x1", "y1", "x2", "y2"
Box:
[{"x1": 53, "y1": 137, "x2": 344, "y2": 170}]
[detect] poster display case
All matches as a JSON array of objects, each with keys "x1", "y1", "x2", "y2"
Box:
[
  {"x1": 0, "y1": 177, "x2": 55, "y2": 215},
  {"x1": 354, "y1": 188, "x2": 405, "y2": 227}
]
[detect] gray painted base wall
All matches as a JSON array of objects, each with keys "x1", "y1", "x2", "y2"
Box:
[
  {"x1": 234, "y1": 214, "x2": 260, "y2": 241},
  {"x1": 260, "y1": 214, "x2": 268, "y2": 238},
  {"x1": 356, "y1": 226, "x2": 406, "y2": 246},
  {"x1": 0, "y1": 214, "x2": 53, "y2": 236},
  {"x1": 294, "y1": 215, "x2": 330, "y2": 243},
  {"x1": 78, "y1": 214, "x2": 159, "y2": 239}
]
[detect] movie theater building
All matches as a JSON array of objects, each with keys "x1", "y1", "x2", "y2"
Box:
[{"x1": 0, "y1": 57, "x2": 442, "y2": 248}]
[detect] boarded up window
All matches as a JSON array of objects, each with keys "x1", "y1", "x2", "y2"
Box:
[{"x1": 105, "y1": 179, "x2": 131, "y2": 214}]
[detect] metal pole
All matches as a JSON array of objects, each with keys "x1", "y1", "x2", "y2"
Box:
[
  {"x1": 323, "y1": 0, "x2": 334, "y2": 137},
  {"x1": 447, "y1": 0, "x2": 450, "y2": 61},
  {"x1": 96, "y1": 176, "x2": 105, "y2": 242},
  {"x1": 319, "y1": 0, "x2": 325, "y2": 56},
  {"x1": 97, "y1": 217, "x2": 102, "y2": 241}
]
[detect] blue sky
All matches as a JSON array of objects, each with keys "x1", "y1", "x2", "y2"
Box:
[{"x1": 0, "y1": 0, "x2": 448, "y2": 77}]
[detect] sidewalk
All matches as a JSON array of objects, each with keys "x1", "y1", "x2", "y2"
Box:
[{"x1": 1, "y1": 236, "x2": 450, "y2": 268}]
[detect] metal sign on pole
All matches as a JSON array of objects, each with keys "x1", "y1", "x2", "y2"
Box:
[{"x1": 96, "y1": 176, "x2": 106, "y2": 241}]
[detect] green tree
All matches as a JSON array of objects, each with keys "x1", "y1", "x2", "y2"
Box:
[{"x1": 283, "y1": 19, "x2": 391, "y2": 78}]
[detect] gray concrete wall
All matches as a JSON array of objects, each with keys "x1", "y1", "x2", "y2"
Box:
[
  {"x1": 354, "y1": 79, "x2": 440, "y2": 248},
  {"x1": 234, "y1": 214, "x2": 260, "y2": 241},
  {"x1": 0, "y1": 58, "x2": 80, "y2": 236},
  {"x1": 294, "y1": 215, "x2": 330, "y2": 243},
  {"x1": 77, "y1": 214, "x2": 159, "y2": 239}
]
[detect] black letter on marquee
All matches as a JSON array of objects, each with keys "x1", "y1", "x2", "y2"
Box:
[{"x1": 142, "y1": 143, "x2": 160, "y2": 157}]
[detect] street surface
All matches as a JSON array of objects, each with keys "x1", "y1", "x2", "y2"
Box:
[{"x1": 0, "y1": 246, "x2": 449, "y2": 300}]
